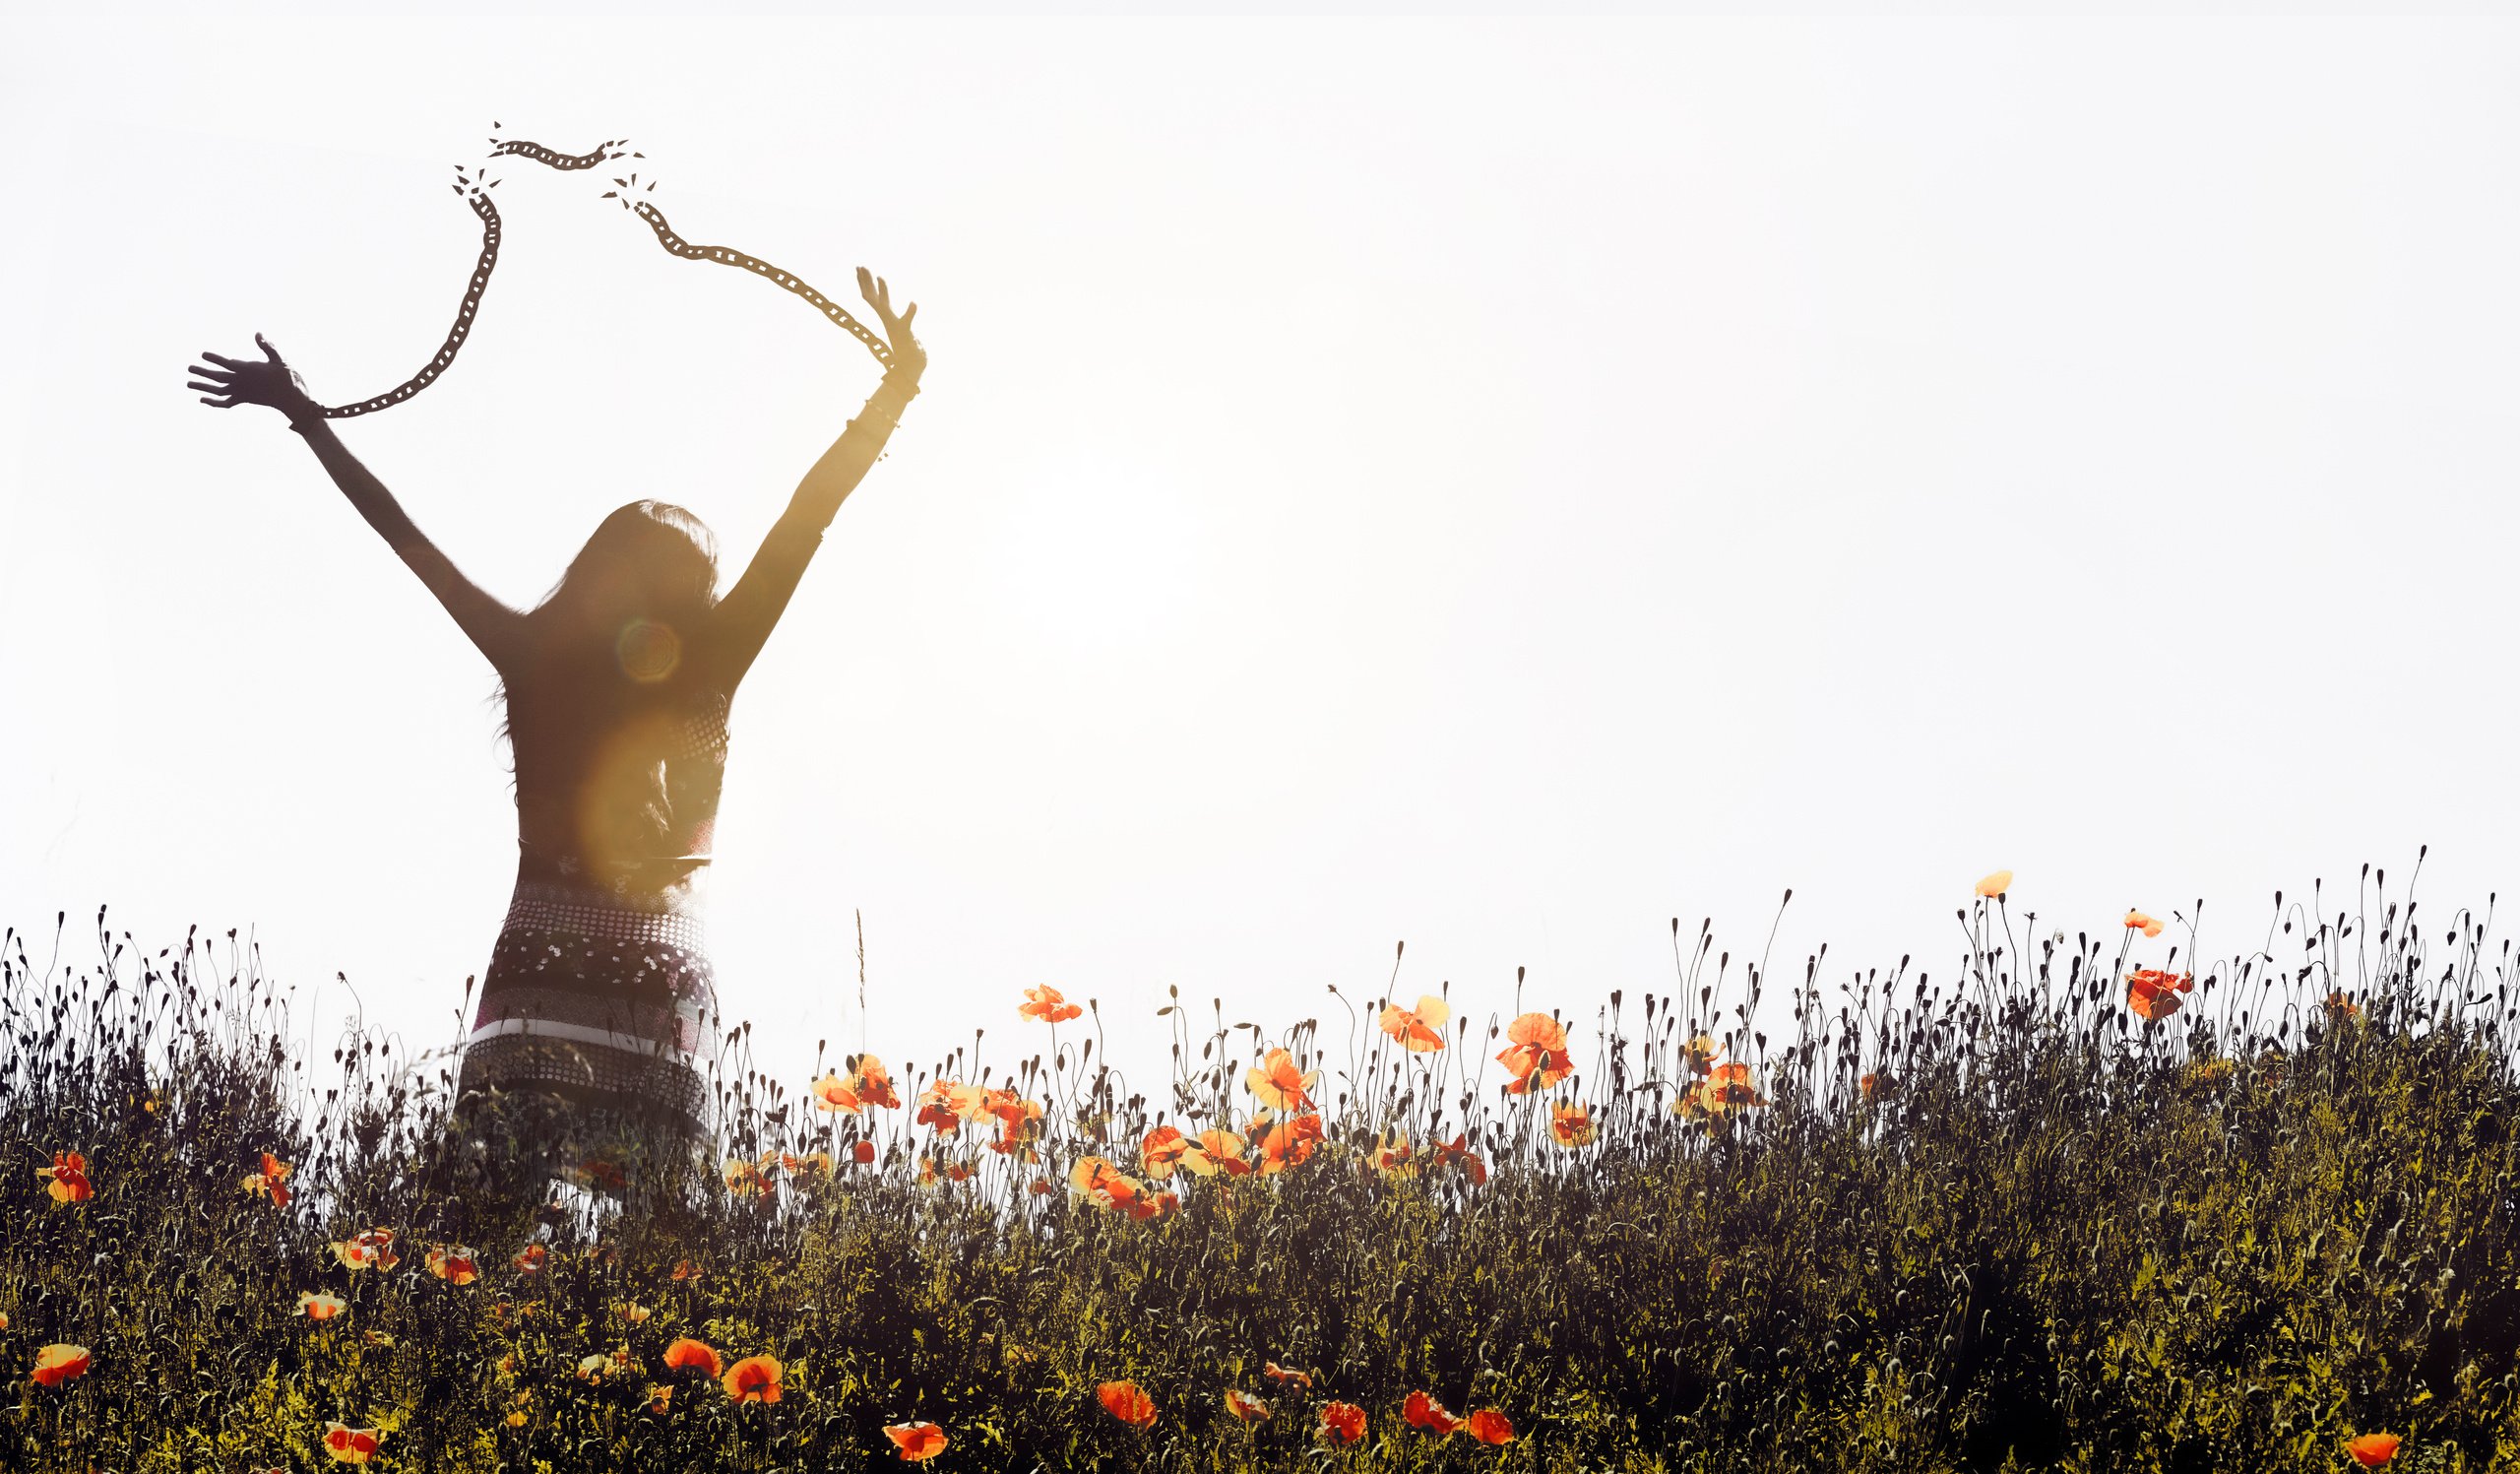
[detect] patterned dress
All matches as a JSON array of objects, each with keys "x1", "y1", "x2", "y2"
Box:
[{"x1": 457, "y1": 686, "x2": 731, "y2": 1140}]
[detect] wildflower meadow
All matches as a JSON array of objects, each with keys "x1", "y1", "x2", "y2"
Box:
[{"x1": 5, "y1": 861, "x2": 2517, "y2": 1471}]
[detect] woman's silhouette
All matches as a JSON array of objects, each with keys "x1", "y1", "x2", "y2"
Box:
[{"x1": 186, "y1": 269, "x2": 924, "y2": 1167}]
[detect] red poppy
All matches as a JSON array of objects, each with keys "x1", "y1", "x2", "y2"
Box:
[
  {"x1": 983, "y1": 1090, "x2": 1045, "y2": 1155},
  {"x1": 1318, "y1": 1401, "x2": 1367, "y2": 1446},
  {"x1": 38, "y1": 1151, "x2": 92, "y2": 1204},
  {"x1": 1246, "y1": 1048, "x2": 1320, "y2": 1111},
  {"x1": 1224, "y1": 1388, "x2": 1271, "y2": 1423},
  {"x1": 2347, "y1": 1433, "x2": 2400, "y2": 1467},
  {"x1": 2126, "y1": 968, "x2": 2194, "y2": 1021},
  {"x1": 426, "y1": 1247, "x2": 478, "y2": 1285},
  {"x1": 321, "y1": 1423, "x2": 380, "y2": 1464},
  {"x1": 1098, "y1": 1379, "x2": 1158, "y2": 1430},
  {"x1": 662, "y1": 1337, "x2": 723, "y2": 1378},
  {"x1": 31, "y1": 1343, "x2": 91, "y2": 1387},
  {"x1": 1467, "y1": 1408, "x2": 1515, "y2": 1444},
  {"x1": 808, "y1": 1071, "x2": 863, "y2": 1115},
  {"x1": 1431, "y1": 1134, "x2": 1488, "y2": 1185},
  {"x1": 241, "y1": 1151, "x2": 293, "y2": 1208},
  {"x1": 646, "y1": 1383, "x2": 674, "y2": 1414},
  {"x1": 297, "y1": 1291, "x2": 348, "y2": 1322},
  {"x1": 850, "y1": 1055, "x2": 902, "y2": 1109},
  {"x1": 1404, "y1": 1389, "x2": 1466, "y2": 1435},
  {"x1": 671, "y1": 1259, "x2": 701, "y2": 1282},
  {"x1": 723, "y1": 1354, "x2": 783, "y2": 1404},
  {"x1": 1264, "y1": 1361, "x2": 1313, "y2": 1389},
  {"x1": 512, "y1": 1244, "x2": 549, "y2": 1274},
  {"x1": 1548, "y1": 1104, "x2": 1597, "y2": 1148},
  {"x1": 783, "y1": 1150, "x2": 835, "y2": 1179},
  {"x1": 1378, "y1": 994, "x2": 1451, "y2": 1053},
  {"x1": 1019, "y1": 985, "x2": 1085, "y2": 1024},
  {"x1": 724, "y1": 1157, "x2": 772, "y2": 1197},
  {"x1": 1497, "y1": 1013, "x2": 1572, "y2": 1093},
  {"x1": 884, "y1": 1422, "x2": 948, "y2": 1462},
  {"x1": 1859, "y1": 1071, "x2": 1885, "y2": 1102},
  {"x1": 1372, "y1": 1133, "x2": 1417, "y2": 1175}
]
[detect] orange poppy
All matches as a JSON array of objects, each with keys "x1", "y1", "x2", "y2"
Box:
[
  {"x1": 38, "y1": 1151, "x2": 92, "y2": 1204},
  {"x1": 512, "y1": 1244, "x2": 549, "y2": 1274},
  {"x1": 2347, "y1": 1433, "x2": 2401, "y2": 1467},
  {"x1": 662, "y1": 1338, "x2": 723, "y2": 1378},
  {"x1": 851, "y1": 1139, "x2": 879, "y2": 1165},
  {"x1": 0, "y1": 1314, "x2": 9, "y2": 1330},
  {"x1": 884, "y1": 1422, "x2": 948, "y2": 1462},
  {"x1": 1129, "y1": 1190, "x2": 1180, "y2": 1220},
  {"x1": 321, "y1": 1423, "x2": 380, "y2": 1464},
  {"x1": 2325, "y1": 991, "x2": 2362, "y2": 1020},
  {"x1": 671, "y1": 1259, "x2": 701, "y2": 1282},
  {"x1": 1859, "y1": 1071, "x2": 1885, "y2": 1102},
  {"x1": 1466, "y1": 1408, "x2": 1515, "y2": 1444},
  {"x1": 1258, "y1": 1113, "x2": 1325, "y2": 1174},
  {"x1": 1140, "y1": 1125, "x2": 1190, "y2": 1180},
  {"x1": 783, "y1": 1150, "x2": 835, "y2": 1179},
  {"x1": 1404, "y1": 1389, "x2": 1466, "y2": 1435},
  {"x1": 1263, "y1": 1361, "x2": 1313, "y2": 1389},
  {"x1": 616, "y1": 1302, "x2": 652, "y2": 1323},
  {"x1": 426, "y1": 1247, "x2": 479, "y2": 1285},
  {"x1": 2125, "y1": 909, "x2": 2165, "y2": 939},
  {"x1": 575, "y1": 1354, "x2": 613, "y2": 1383},
  {"x1": 1372, "y1": 1132, "x2": 1417, "y2": 1175},
  {"x1": 983, "y1": 1091, "x2": 1045, "y2": 1155},
  {"x1": 1681, "y1": 1034, "x2": 1723, "y2": 1077},
  {"x1": 1698, "y1": 1061, "x2": 1766, "y2": 1114},
  {"x1": 1019, "y1": 985, "x2": 1085, "y2": 1023},
  {"x1": 297, "y1": 1291, "x2": 348, "y2": 1322},
  {"x1": 808, "y1": 1071, "x2": 863, "y2": 1115},
  {"x1": 1497, "y1": 1013, "x2": 1572, "y2": 1093},
  {"x1": 1976, "y1": 869, "x2": 2013, "y2": 899},
  {"x1": 1098, "y1": 1379, "x2": 1158, "y2": 1430},
  {"x1": 1246, "y1": 1047, "x2": 1320, "y2": 1111},
  {"x1": 1378, "y1": 994, "x2": 1451, "y2": 1053},
  {"x1": 241, "y1": 1152, "x2": 293, "y2": 1208},
  {"x1": 2126, "y1": 968, "x2": 2194, "y2": 1021},
  {"x1": 724, "y1": 1157, "x2": 772, "y2": 1197},
  {"x1": 915, "y1": 1080, "x2": 986, "y2": 1133},
  {"x1": 1548, "y1": 1104, "x2": 1597, "y2": 1148},
  {"x1": 1432, "y1": 1133, "x2": 1488, "y2": 1185},
  {"x1": 1318, "y1": 1401, "x2": 1367, "y2": 1446},
  {"x1": 1183, "y1": 1127, "x2": 1252, "y2": 1177},
  {"x1": 646, "y1": 1384, "x2": 673, "y2": 1415},
  {"x1": 1070, "y1": 1155, "x2": 1147, "y2": 1210},
  {"x1": 850, "y1": 1055, "x2": 902, "y2": 1110},
  {"x1": 723, "y1": 1354, "x2": 783, "y2": 1404},
  {"x1": 574, "y1": 1157, "x2": 626, "y2": 1192},
  {"x1": 31, "y1": 1343, "x2": 91, "y2": 1387},
  {"x1": 1224, "y1": 1388, "x2": 1272, "y2": 1423}
]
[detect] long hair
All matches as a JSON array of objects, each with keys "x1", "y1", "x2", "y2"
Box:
[{"x1": 493, "y1": 500, "x2": 721, "y2": 760}]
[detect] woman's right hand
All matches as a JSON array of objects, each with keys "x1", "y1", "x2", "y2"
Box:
[{"x1": 188, "y1": 334, "x2": 319, "y2": 421}]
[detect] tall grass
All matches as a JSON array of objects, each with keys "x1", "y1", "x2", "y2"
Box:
[{"x1": 4, "y1": 861, "x2": 2517, "y2": 1471}]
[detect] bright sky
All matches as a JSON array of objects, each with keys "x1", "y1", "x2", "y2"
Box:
[{"x1": 6, "y1": 16, "x2": 2519, "y2": 1103}]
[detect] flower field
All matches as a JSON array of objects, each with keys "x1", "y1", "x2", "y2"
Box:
[{"x1": 5, "y1": 865, "x2": 2518, "y2": 1471}]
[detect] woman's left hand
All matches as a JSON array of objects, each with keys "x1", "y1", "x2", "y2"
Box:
[{"x1": 856, "y1": 268, "x2": 925, "y2": 384}]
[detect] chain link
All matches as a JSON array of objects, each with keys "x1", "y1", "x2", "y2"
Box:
[{"x1": 318, "y1": 135, "x2": 888, "y2": 420}]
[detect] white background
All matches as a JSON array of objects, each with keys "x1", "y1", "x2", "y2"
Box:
[{"x1": 4, "y1": 16, "x2": 2515, "y2": 1102}]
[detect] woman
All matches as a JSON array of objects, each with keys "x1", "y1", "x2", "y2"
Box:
[{"x1": 185, "y1": 268, "x2": 925, "y2": 1171}]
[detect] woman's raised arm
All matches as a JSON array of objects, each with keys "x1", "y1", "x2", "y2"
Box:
[
  {"x1": 711, "y1": 269, "x2": 926, "y2": 688},
  {"x1": 189, "y1": 335, "x2": 525, "y2": 672}
]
